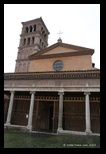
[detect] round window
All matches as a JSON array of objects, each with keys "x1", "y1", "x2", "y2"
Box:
[{"x1": 53, "y1": 60, "x2": 63, "y2": 71}]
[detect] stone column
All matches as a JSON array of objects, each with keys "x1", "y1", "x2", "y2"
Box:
[
  {"x1": 57, "y1": 92, "x2": 64, "y2": 132},
  {"x1": 5, "y1": 91, "x2": 15, "y2": 125},
  {"x1": 27, "y1": 91, "x2": 35, "y2": 131},
  {"x1": 28, "y1": 26, "x2": 30, "y2": 33},
  {"x1": 84, "y1": 92, "x2": 92, "y2": 134},
  {"x1": 32, "y1": 26, "x2": 34, "y2": 32}
]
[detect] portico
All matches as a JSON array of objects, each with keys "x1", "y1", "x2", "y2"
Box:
[{"x1": 4, "y1": 71, "x2": 100, "y2": 135}]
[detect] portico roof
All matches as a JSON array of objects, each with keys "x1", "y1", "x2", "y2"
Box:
[{"x1": 4, "y1": 69, "x2": 100, "y2": 80}]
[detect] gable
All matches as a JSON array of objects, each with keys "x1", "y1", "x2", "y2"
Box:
[
  {"x1": 42, "y1": 46, "x2": 77, "y2": 55},
  {"x1": 29, "y1": 42, "x2": 94, "y2": 60}
]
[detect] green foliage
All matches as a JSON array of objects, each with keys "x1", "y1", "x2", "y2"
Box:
[{"x1": 4, "y1": 130, "x2": 100, "y2": 148}]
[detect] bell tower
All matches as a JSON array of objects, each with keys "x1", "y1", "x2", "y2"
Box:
[{"x1": 15, "y1": 17, "x2": 50, "y2": 72}]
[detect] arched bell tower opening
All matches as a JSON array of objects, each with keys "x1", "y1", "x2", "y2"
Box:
[{"x1": 15, "y1": 17, "x2": 50, "y2": 72}]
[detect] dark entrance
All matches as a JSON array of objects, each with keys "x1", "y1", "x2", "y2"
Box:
[
  {"x1": 49, "y1": 103, "x2": 53, "y2": 131},
  {"x1": 33, "y1": 101, "x2": 54, "y2": 132},
  {"x1": 63, "y1": 106, "x2": 65, "y2": 130}
]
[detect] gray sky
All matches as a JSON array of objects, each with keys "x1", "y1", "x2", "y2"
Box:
[{"x1": 4, "y1": 4, "x2": 100, "y2": 72}]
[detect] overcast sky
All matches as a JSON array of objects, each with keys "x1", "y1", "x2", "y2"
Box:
[{"x1": 4, "y1": 4, "x2": 100, "y2": 73}]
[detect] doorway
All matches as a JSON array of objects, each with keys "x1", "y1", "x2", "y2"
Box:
[
  {"x1": 33, "y1": 101, "x2": 54, "y2": 132},
  {"x1": 49, "y1": 104, "x2": 53, "y2": 131}
]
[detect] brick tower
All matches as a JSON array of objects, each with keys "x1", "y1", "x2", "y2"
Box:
[{"x1": 15, "y1": 17, "x2": 50, "y2": 72}]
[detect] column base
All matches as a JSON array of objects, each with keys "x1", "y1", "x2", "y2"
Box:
[
  {"x1": 57, "y1": 127, "x2": 63, "y2": 134},
  {"x1": 4, "y1": 122, "x2": 11, "y2": 126},
  {"x1": 85, "y1": 129, "x2": 92, "y2": 135},
  {"x1": 27, "y1": 125, "x2": 32, "y2": 132}
]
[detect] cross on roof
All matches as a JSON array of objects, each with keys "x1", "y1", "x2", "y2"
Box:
[{"x1": 57, "y1": 30, "x2": 63, "y2": 39}]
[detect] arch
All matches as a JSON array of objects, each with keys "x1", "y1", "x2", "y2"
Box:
[
  {"x1": 42, "y1": 30, "x2": 45, "y2": 35},
  {"x1": 40, "y1": 39, "x2": 42, "y2": 44},
  {"x1": 26, "y1": 27, "x2": 28, "y2": 33},
  {"x1": 30, "y1": 26, "x2": 32, "y2": 32},
  {"x1": 27, "y1": 38, "x2": 30, "y2": 45},
  {"x1": 23, "y1": 38, "x2": 26, "y2": 45},
  {"x1": 34, "y1": 25, "x2": 36, "y2": 31},
  {"x1": 44, "y1": 34, "x2": 47, "y2": 38},
  {"x1": 32, "y1": 37, "x2": 35, "y2": 44}
]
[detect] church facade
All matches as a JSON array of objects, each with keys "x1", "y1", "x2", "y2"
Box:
[{"x1": 4, "y1": 17, "x2": 100, "y2": 135}]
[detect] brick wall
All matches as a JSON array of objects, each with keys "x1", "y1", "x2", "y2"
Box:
[{"x1": 28, "y1": 55, "x2": 93, "y2": 72}]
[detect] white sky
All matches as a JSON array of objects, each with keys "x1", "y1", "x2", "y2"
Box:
[{"x1": 4, "y1": 4, "x2": 100, "y2": 73}]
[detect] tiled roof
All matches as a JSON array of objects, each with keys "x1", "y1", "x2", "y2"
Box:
[{"x1": 4, "y1": 69, "x2": 100, "y2": 80}]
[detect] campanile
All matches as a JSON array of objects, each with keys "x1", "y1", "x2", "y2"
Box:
[{"x1": 15, "y1": 17, "x2": 50, "y2": 72}]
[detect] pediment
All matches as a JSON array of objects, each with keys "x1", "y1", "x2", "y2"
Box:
[
  {"x1": 42, "y1": 46, "x2": 77, "y2": 55},
  {"x1": 29, "y1": 42, "x2": 94, "y2": 60}
]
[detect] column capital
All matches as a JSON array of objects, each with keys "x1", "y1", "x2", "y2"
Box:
[
  {"x1": 30, "y1": 91, "x2": 36, "y2": 95},
  {"x1": 58, "y1": 92, "x2": 64, "y2": 96},
  {"x1": 10, "y1": 91, "x2": 15, "y2": 94},
  {"x1": 84, "y1": 92, "x2": 91, "y2": 95}
]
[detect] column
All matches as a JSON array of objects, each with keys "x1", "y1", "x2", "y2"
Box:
[
  {"x1": 27, "y1": 91, "x2": 35, "y2": 131},
  {"x1": 5, "y1": 91, "x2": 15, "y2": 125},
  {"x1": 28, "y1": 26, "x2": 30, "y2": 33},
  {"x1": 84, "y1": 92, "x2": 92, "y2": 134},
  {"x1": 32, "y1": 25, "x2": 34, "y2": 32},
  {"x1": 57, "y1": 92, "x2": 64, "y2": 132}
]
